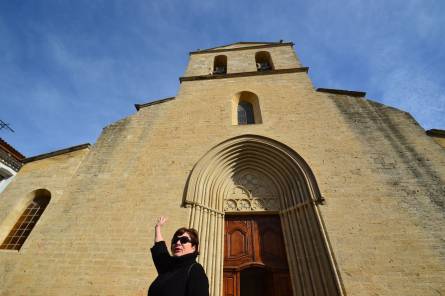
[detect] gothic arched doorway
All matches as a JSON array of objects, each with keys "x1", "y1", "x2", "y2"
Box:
[{"x1": 183, "y1": 135, "x2": 342, "y2": 296}]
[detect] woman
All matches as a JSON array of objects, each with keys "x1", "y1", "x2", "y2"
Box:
[{"x1": 147, "y1": 216, "x2": 209, "y2": 296}]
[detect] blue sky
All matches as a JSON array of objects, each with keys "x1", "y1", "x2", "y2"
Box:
[{"x1": 1, "y1": 0, "x2": 444, "y2": 157}]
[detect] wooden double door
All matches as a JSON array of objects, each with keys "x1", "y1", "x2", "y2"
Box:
[{"x1": 223, "y1": 215, "x2": 292, "y2": 296}]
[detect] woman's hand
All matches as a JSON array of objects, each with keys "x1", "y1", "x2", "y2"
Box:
[
  {"x1": 155, "y1": 216, "x2": 167, "y2": 228},
  {"x1": 154, "y1": 216, "x2": 167, "y2": 243}
]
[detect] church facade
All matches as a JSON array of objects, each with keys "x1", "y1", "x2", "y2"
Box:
[{"x1": 0, "y1": 42, "x2": 444, "y2": 296}]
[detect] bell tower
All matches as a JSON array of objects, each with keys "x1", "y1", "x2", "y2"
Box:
[
  {"x1": 179, "y1": 42, "x2": 311, "y2": 128},
  {"x1": 179, "y1": 42, "x2": 343, "y2": 296},
  {"x1": 182, "y1": 41, "x2": 304, "y2": 78}
]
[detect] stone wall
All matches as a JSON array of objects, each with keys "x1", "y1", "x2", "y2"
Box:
[{"x1": 0, "y1": 147, "x2": 90, "y2": 294}]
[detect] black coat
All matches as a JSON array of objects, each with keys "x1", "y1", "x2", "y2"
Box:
[{"x1": 147, "y1": 241, "x2": 209, "y2": 296}]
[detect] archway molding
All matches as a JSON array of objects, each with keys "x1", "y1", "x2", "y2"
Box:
[{"x1": 183, "y1": 134, "x2": 342, "y2": 296}]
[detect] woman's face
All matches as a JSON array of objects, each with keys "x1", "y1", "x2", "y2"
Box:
[{"x1": 171, "y1": 232, "x2": 196, "y2": 257}]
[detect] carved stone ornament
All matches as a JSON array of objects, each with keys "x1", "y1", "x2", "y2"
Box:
[{"x1": 224, "y1": 172, "x2": 280, "y2": 212}]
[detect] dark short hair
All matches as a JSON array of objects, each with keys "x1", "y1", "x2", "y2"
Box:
[{"x1": 172, "y1": 227, "x2": 200, "y2": 255}]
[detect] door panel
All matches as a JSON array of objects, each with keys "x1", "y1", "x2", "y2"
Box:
[
  {"x1": 273, "y1": 272, "x2": 293, "y2": 296},
  {"x1": 229, "y1": 230, "x2": 248, "y2": 257},
  {"x1": 223, "y1": 215, "x2": 292, "y2": 296},
  {"x1": 257, "y1": 216, "x2": 288, "y2": 268},
  {"x1": 224, "y1": 219, "x2": 254, "y2": 267},
  {"x1": 223, "y1": 271, "x2": 238, "y2": 296},
  {"x1": 240, "y1": 268, "x2": 266, "y2": 296}
]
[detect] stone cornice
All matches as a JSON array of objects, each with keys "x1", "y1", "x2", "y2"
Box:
[
  {"x1": 180, "y1": 67, "x2": 309, "y2": 83},
  {"x1": 426, "y1": 129, "x2": 445, "y2": 138},
  {"x1": 135, "y1": 97, "x2": 176, "y2": 111},
  {"x1": 316, "y1": 88, "x2": 366, "y2": 97}
]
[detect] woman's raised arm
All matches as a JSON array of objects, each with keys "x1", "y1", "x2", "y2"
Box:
[{"x1": 154, "y1": 216, "x2": 167, "y2": 243}]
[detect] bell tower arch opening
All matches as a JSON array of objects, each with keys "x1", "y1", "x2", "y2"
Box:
[
  {"x1": 213, "y1": 55, "x2": 228, "y2": 75},
  {"x1": 183, "y1": 135, "x2": 342, "y2": 296}
]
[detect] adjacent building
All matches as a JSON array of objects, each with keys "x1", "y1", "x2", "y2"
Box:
[{"x1": 0, "y1": 138, "x2": 24, "y2": 194}]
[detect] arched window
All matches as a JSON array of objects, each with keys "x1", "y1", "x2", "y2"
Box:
[
  {"x1": 237, "y1": 101, "x2": 254, "y2": 125},
  {"x1": 213, "y1": 55, "x2": 227, "y2": 74},
  {"x1": 0, "y1": 189, "x2": 51, "y2": 251},
  {"x1": 232, "y1": 91, "x2": 262, "y2": 125},
  {"x1": 255, "y1": 51, "x2": 274, "y2": 72}
]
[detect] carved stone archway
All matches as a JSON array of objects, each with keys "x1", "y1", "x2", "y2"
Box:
[{"x1": 183, "y1": 135, "x2": 342, "y2": 296}]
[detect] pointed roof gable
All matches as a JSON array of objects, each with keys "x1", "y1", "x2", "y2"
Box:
[{"x1": 190, "y1": 41, "x2": 294, "y2": 55}]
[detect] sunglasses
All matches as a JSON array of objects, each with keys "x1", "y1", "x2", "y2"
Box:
[{"x1": 171, "y1": 236, "x2": 192, "y2": 245}]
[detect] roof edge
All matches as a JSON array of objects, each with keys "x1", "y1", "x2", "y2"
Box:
[
  {"x1": 190, "y1": 42, "x2": 294, "y2": 55},
  {"x1": 23, "y1": 143, "x2": 91, "y2": 164},
  {"x1": 426, "y1": 129, "x2": 445, "y2": 138},
  {"x1": 316, "y1": 88, "x2": 366, "y2": 97},
  {"x1": 135, "y1": 97, "x2": 176, "y2": 111},
  {"x1": 194, "y1": 41, "x2": 286, "y2": 51}
]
